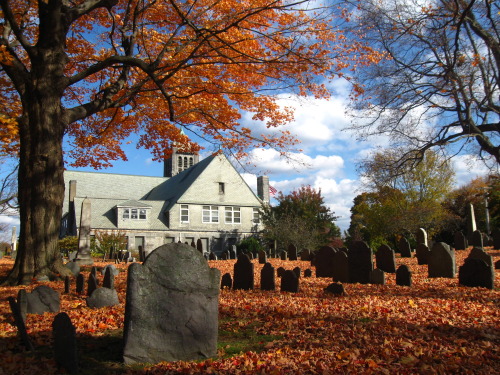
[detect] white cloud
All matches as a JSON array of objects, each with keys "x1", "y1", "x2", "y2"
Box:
[{"x1": 452, "y1": 155, "x2": 492, "y2": 187}]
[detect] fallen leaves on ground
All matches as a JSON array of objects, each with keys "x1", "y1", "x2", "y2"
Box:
[{"x1": 0, "y1": 249, "x2": 499, "y2": 374}]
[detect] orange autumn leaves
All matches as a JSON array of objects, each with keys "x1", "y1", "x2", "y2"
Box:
[{"x1": 0, "y1": 249, "x2": 499, "y2": 374}]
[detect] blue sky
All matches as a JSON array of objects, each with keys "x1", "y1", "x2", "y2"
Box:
[{"x1": 0, "y1": 79, "x2": 492, "y2": 241}]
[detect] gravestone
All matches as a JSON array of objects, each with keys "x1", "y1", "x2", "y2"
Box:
[
  {"x1": 123, "y1": 243, "x2": 220, "y2": 364},
  {"x1": 74, "y1": 198, "x2": 93, "y2": 266},
  {"x1": 64, "y1": 276, "x2": 71, "y2": 294},
  {"x1": 138, "y1": 245, "x2": 146, "y2": 262},
  {"x1": 300, "y1": 249, "x2": 311, "y2": 261},
  {"x1": 233, "y1": 254, "x2": 254, "y2": 290},
  {"x1": 87, "y1": 274, "x2": 99, "y2": 297},
  {"x1": 468, "y1": 247, "x2": 493, "y2": 267},
  {"x1": 17, "y1": 289, "x2": 27, "y2": 322},
  {"x1": 415, "y1": 243, "x2": 431, "y2": 265},
  {"x1": 221, "y1": 273, "x2": 232, "y2": 289},
  {"x1": 221, "y1": 251, "x2": 229, "y2": 260},
  {"x1": 304, "y1": 269, "x2": 312, "y2": 277},
  {"x1": 101, "y1": 264, "x2": 119, "y2": 277},
  {"x1": 369, "y1": 268, "x2": 385, "y2": 285},
  {"x1": 65, "y1": 261, "x2": 80, "y2": 276},
  {"x1": 209, "y1": 252, "x2": 217, "y2": 260},
  {"x1": 293, "y1": 267, "x2": 301, "y2": 279},
  {"x1": 260, "y1": 263, "x2": 276, "y2": 291},
  {"x1": 280, "y1": 251, "x2": 288, "y2": 260},
  {"x1": 87, "y1": 287, "x2": 120, "y2": 308},
  {"x1": 428, "y1": 242, "x2": 456, "y2": 278},
  {"x1": 230, "y1": 245, "x2": 237, "y2": 259},
  {"x1": 190, "y1": 239, "x2": 196, "y2": 248},
  {"x1": 25, "y1": 285, "x2": 60, "y2": 315},
  {"x1": 53, "y1": 312, "x2": 78, "y2": 374},
  {"x1": 459, "y1": 258, "x2": 494, "y2": 289},
  {"x1": 8, "y1": 296, "x2": 34, "y2": 351},
  {"x1": 288, "y1": 244, "x2": 298, "y2": 261},
  {"x1": 281, "y1": 270, "x2": 299, "y2": 293},
  {"x1": 258, "y1": 250, "x2": 267, "y2": 264},
  {"x1": 103, "y1": 267, "x2": 115, "y2": 289},
  {"x1": 315, "y1": 246, "x2": 336, "y2": 277},
  {"x1": 493, "y1": 229, "x2": 500, "y2": 250},
  {"x1": 76, "y1": 273, "x2": 84, "y2": 295},
  {"x1": 396, "y1": 265, "x2": 412, "y2": 286},
  {"x1": 332, "y1": 250, "x2": 349, "y2": 283},
  {"x1": 348, "y1": 241, "x2": 373, "y2": 284},
  {"x1": 454, "y1": 231, "x2": 467, "y2": 251},
  {"x1": 466, "y1": 203, "x2": 477, "y2": 242},
  {"x1": 196, "y1": 239, "x2": 203, "y2": 253},
  {"x1": 416, "y1": 228, "x2": 428, "y2": 246},
  {"x1": 471, "y1": 230, "x2": 483, "y2": 248},
  {"x1": 91, "y1": 266, "x2": 98, "y2": 279},
  {"x1": 375, "y1": 244, "x2": 396, "y2": 273},
  {"x1": 324, "y1": 282, "x2": 346, "y2": 296},
  {"x1": 277, "y1": 267, "x2": 286, "y2": 278},
  {"x1": 398, "y1": 237, "x2": 412, "y2": 258}
]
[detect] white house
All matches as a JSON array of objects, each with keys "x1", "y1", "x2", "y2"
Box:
[{"x1": 61, "y1": 149, "x2": 270, "y2": 255}]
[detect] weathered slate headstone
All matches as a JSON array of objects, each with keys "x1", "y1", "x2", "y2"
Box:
[
  {"x1": 260, "y1": 263, "x2": 275, "y2": 291},
  {"x1": 428, "y1": 242, "x2": 456, "y2": 278},
  {"x1": 209, "y1": 252, "x2": 217, "y2": 260},
  {"x1": 468, "y1": 247, "x2": 493, "y2": 267},
  {"x1": 459, "y1": 258, "x2": 494, "y2": 289},
  {"x1": 190, "y1": 239, "x2": 196, "y2": 248},
  {"x1": 221, "y1": 251, "x2": 229, "y2": 260},
  {"x1": 348, "y1": 241, "x2": 373, "y2": 284},
  {"x1": 416, "y1": 228, "x2": 428, "y2": 246},
  {"x1": 64, "y1": 276, "x2": 71, "y2": 294},
  {"x1": 277, "y1": 267, "x2": 286, "y2": 278},
  {"x1": 454, "y1": 231, "x2": 467, "y2": 251},
  {"x1": 196, "y1": 239, "x2": 203, "y2": 253},
  {"x1": 76, "y1": 273, "x2": 84, "y2": 294},
  {"x1": 332, "y1": 250, "x2": 349, "y2": 283},
  {"x1": 315, "y1": 246, "x2": 336, "y2": 277},
  {"x1": 376, "y1": 244, "x2": 396, "y2": 273},
  {"x1": 233, "y1": 254, "x2": 254, "y2": 290},
  {"x1": 258, "y1": 250, "x2": 267, "y2": 264},
  {"x1": 8, "y1": 297, "x2": 34, "y2": 351},
  {"x1": 101, "y1": 264, "x2": 119, "y2": 276},
  {"x1": 123, "y1": 243, "x2": 220, "y2": 364},
  {"x1": 398, "y1": 237, "x2": 412, "y2": 258},
  {"x1": 415, "y1": 243, "x2": 431, "y2": 265},
  {"x1": 280, "y1": 251, "x2": 288, "y2": 260},
  {"x1": 53, "y1": 312, "x2": 78, "y2": 374},
  {"x1": 138, "y1": 245, "x2": 146, "y2": 262},
  {"x1": 87, "y1": 273, "x2": 99, "y2": 297},
  {"x1": 471, "y1": 230, "x2": 483, "y2": 248},
  {"x1": 281, "y1": 270, "x2": 299, "y2": 293},
  {"x1": 293, "y1": 267, "x2": 301, "y2": 279},
  {"x1": 396, "y1": 265, "x2": 412, "y2": 286},
  {"x1": 221, "y1": 273, "x2": 232, "y2": 289},
  {"x1": 300, "y1": 249, "x2": 311, "y2": 261},
  {"x1": 324, "y1": 282, "x2": 346, "y2": 296},
  {"x1": 91, "y1": 266, "x2": 98, "y2": 279},
  {"x1": 369, "y1": 268, "x2": 385, "y2": 285},
  {"x1": 26, "y1": 285, "x2": 60, "y2": 314},
  {"x1": 87, "y1": 287, "x2": 120, "y2": 308},
  {"x1": 103, "y1": 267, "x2": 115, "y2": 289},
  {"x1": 230, "y1": 245, "x2": 237, "y2": 259},
  {"x1": 304, "y1": 269, "x2": 312, "y2": 277},
  {"x1": 493, "y1": 229, "x2": 500, "y2": 250},
  {"x1": 288, "y1": 244, "x2": 298, "y2": 261}
]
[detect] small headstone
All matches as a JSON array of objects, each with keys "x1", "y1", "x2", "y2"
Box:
[
  {"x1": 26, "y1": 285, "x2": 60, "y2": 314},
  {"x1": 260, "y1": 263, "x2": 276, "y2": 291},
  {"x1": 233, "y1": 254, "x2": 254, "y2": 290},
  {"x1": 76, "y1": 273, "x2": 84, "y2": 294},
  {"x1": 101, "y1": 264, "x2": 119, "y2": 277},
  {"x1": 138, "y1": 245, "x2": 146, "y2": 262},
  {"x1": 196, "y1": 239, "x2": 203, "y2": 253},
  {"x1": 221, "y1": 251, "x2": 229, "y2": 260},
  {"x1": 280, "y1": 251, "x2": 288, "y2": 260},
  {"x1": 17, "y1": 289, "x2": 27, "y2": 322},
  {"x1": 468, "y1": 247, "x2": 493, "y2": 267},
  {"x1": 91, "y1": 266, "x2": 98, "y2": 279},
  {"x1": 348, "y1": 241, "x2": 373, "y2": 284},
  {"x1": 416, "y1": 228, "x2": 428, "y2": 246},
  {"x1": 332, "y1": 250, "x2": 349, "y2": 283},
  {"x1": 87, "y1": 274, "x2": 99, "y2": 297},
  {"x1": 209, "y1": 252, "x2": 217, "y2": 260},
  {"x1": 65, "y1": 261, "x2": 80, "y2": 276},
  {"x1": 300, "y1": 249, "x2": 311, "y2": 261},
  {"x1": 454, "y1": 232, "x2": 467, "y2": 251},
  {"x1": 230, "y1": 245, "x2": 237, "y2": 259},
  {"x1": 123, "y1": 243, "x2": 220, "y2": 364},
  {"x1": 471, "y1": 230, "x2": 483, "y2": 248},
  {"x1": 375, "y1": 244, "x2": 396, "y2": 273},
  {"x1": 324, "y1": 282, "x2": 346, "y2": 296},
  {"x1": 428, "y1": 242, "x2": 456, "y2": 278},
  {"x1": 190, "y1": 239, "x2": 196, "y2": 248},
  {"x1": 258, "y1": 250, "x2": 267, "y2": 264},
  {"x1": 87, "y1": 287, "x2": 120, "y2": 308},
  {"x1": 103, "y1": 267, "x2": 115, "y2": 289},
  {"x1": 277, "y1": 267, "x2": 286, "y2": 278},
  {"x1": 415, "y1": 243, "x2": 431, "y2": 265},
  {"x1": 288, "y1": 244, "x2": 298, "y2": 261},
  {"x1": 281, "y1": 270, "x2": 299, "y2": 293},
  {"x1": 369, "y1": 268, "x2": 385, "y2": 285},
  {"x1": 53, "y1": 312, "x2": 78, "y2": 374},
  {"x1": 396, "y1": 265, "x2": 412, "y2": 286},
  {"x1": 8, "y1": 297, "x2": 34, "y2": 351},
  {"x1": 398, "y1": 237, "x2": 412, "y2": 258},
  {"x1": 315, "y1": 246, "x2": 336, "y2": 277},
  {"x1": 293, "y1": 267, "x2": 301, "y2": 279},
  {"x1": 221, "y1": 273, "x2": 232, "y2": 289},
  {"x1": 492, "y1": 229, "x2": 500, "y2": 250},
  {"x1": 304, "y1": 269, "x2": 312, "y2": 277},
  {"x1": 64, "y1": 276, "x2": 71, "y2": 294},
  {"x1": 459, "y1": 258, "x2": 494, "y2": 289}
]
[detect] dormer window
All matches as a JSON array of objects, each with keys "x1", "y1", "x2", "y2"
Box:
[{"x1": 118, "y1": 201, "x2": 151, "y2": 224}]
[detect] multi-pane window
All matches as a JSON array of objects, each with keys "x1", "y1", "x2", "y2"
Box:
[
  {"x1": 253, "y1": 208, "x2": 260, "y2": 223},
  {"x1": 123, "y1": 208, "x2": 130, "y2": 219},
  {"x1": 180, "y1": 204, "x2": 189, "y2": 223},
  {"x1": 225, "y1": 206, "x2": 241, "y2": 224},
  {"x1": 123, "y1": 208, "x2": 147, "y2": 220},
  {"x1": 202, "y1": 206, "x2": 219, "y2": 223}
]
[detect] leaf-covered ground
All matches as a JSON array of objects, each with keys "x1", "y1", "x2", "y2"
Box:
[{"x1": 0, "y1": 249, "x2": 499, "y2": 374}]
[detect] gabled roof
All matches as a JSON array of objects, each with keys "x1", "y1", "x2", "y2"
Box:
[{"x1": 117, "y1": 200, "x2": 152, "y2": 208}]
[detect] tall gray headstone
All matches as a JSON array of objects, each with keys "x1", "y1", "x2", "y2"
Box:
[
  {"x1": 332, "y1": 250, "x2": 349, "y2": 283},
  {"x1": 454, "y1": 231, "x2": 467, "y2": 251},
  {"x1": 123, "y1": 243, "x2": 220, "y2": 364},
  {"x1": 74, "y1": 198, "x2": 93, "y2": 266},
  {"x1": 375, "y1": 244, "x2": 396, "y2": 273},
  {"x1": 315, "y1": 246, "x2": 336, "y2": 277},
  {"x1": 428, "y1": 242, "x2": 456, "y2": 278},
  {"x1": 416, "y1": 228, "x2": 427, "y2": 246}
]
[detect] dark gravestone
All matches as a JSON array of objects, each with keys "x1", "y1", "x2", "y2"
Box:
[
  {"x1": 8, "y1": 297, "x2": 34, "y2": 351},
  {"x1": 64, "y1": 276, "x2": 71, "y2": 294},
  {"x1": 138, "y1": 245, "x2": 146, "y2": 262},
  {"x1": 428, "y1": 242, "x2": 456, "y2": 278},
  {"x1": 87, "y1": 273, "x2": 99, "y2": 297},
  {"x1": 103, "y1": 267, "x2": 115, "y2": 290},
  {"x1": 493, "y1": 229, "x2": 500, "y2": 250},
  {"x1": 76, "y1": 273, "x2": 85, "y2": 295},
  {"x1": 496, "y1": 260, "x2": 500, "y2": 270},
  {"x1": 288, "y1": 244, "x2": 298, "y2": 261},
  {"x1": 459, "y1": 258, "x2": 494, "y2": 289},
  {"x1": 454, "y1": 232, "x2": 467, "y2": 251},
  {"x1": 315, "y1": 246, "x2": 336, "y2": 277},
  {"x1": 375, "y1": 244, "x2": 396, "y2": 273},
  {"x1": 260, "y1": 263, "x2": 276, "y2": 291},
  {"x1": 101, "y1": 264, "x2": 119, "y2": 277},
  {"x1": 53, "y1": 312, "x2": 78, "y2": 374},
  {"x1": 65, "y1": 261, "x2": 80, "y2": 276},
  {"x1": 471, "y1": 230, "x2": 483, "y2": 248},
  {"x1": 369, "y1": 268, "x2": 385, "y2": 285},
  {"x1": 332, "y1": 250, "x2": 349, "y2": 283},
  {"x1": 398, "y1": 237, "x2": 412, "y2": 258},
  {"x1": 230, "y1": 245, "x2": 237, "y2": 259},
  {"x1": 348, "y1": 241, "x2": 373, "y2": 284},
  {"x1": 123, "y1": 243, "x2": 220, "y2": 365},
  {"x1": 280, "y1": 251, "x2": 288, "y2": 260},
  {"x1": 17, "y1": 289, "x2": 28, "y2": 323},
  {"x1": 91, "y1": 266, "x2": 98, "y2": 279},
  {"x1": 221, "y1": 251, "x2": 229, "y2": 260},
  {"x1": 196, "y1": 239, "x2": 203, "y2": 253},
  {"x1": 209, "y1": 252, "x2": 217, "y2": 260},
  {"x1": 324, "y1": 282, "x2": 346, "y2": 296},
  {"x1": 277, "y1": 267, "x2": 286, "y2": 278},
  {"x1": 396, "y1": 265, "x2": 412, "y2": 286},
  {"x1": 415, "y1": 243, "x2": 431, "y2": 265},
  {"x1": 87, "y1": 287, "x2": 120, "y2": 308},
  {"x1": 258, "y1": 250, "x2": 267, "y2": 264},
  {"x1": 233, "y1": 254, "x2": 254, "y2": 290},
  {"x1": 300, "y1": 249, "x2": 311, "y2": 261},
  {"x1": 293, "y1": 267, "x2": 301, "y2": 279},
  {"x1": 190, "y1": 239, "x2": 196, "y2": 248},
  {"x1": 304, "y1": 269, "x2": 312, "y2": 277},
  {"x1": 281, "y1": 270, "x2": 299, "y2": 293},
  {"x1": 26, "y1": 285, "x2": 60, "y2": 314},
  {"x1": 221, "y1": 273, "x2": 232, "y2": 289},
  {"x1": 468, "y1": 247, "x2": 493, "y2": 267}
]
